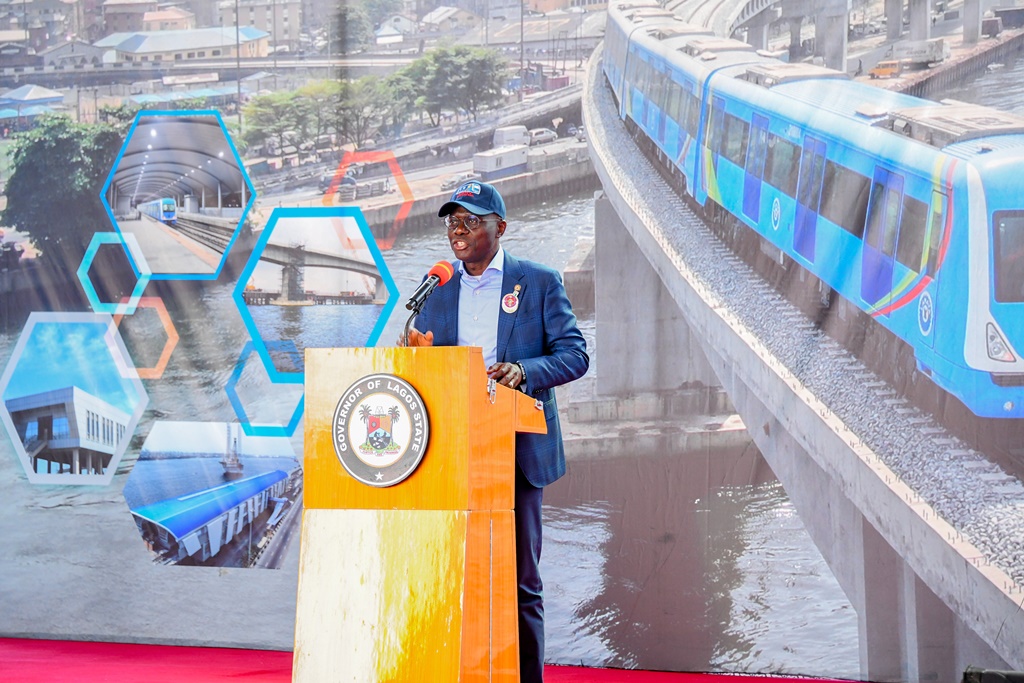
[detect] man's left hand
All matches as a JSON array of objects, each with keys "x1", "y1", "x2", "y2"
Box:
[{"x1": 487, "y1": 362, "x2": 523, "y2": 389}]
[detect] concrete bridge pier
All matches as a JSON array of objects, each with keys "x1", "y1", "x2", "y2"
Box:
[
  {"x1": 693, "y1": 305, "x2": 1012, "y2": 681},
  {"x1": 886, "y1": 0, "x2": 904, "y2": 40},
  {"x1": 594, "y1": 194, "x2": 719, "y2": 397},
  {"x1": 742, "y1": 9, "x2": 777, "y2": 50},
  {"x1": 590, "y1": 187, "x2": 1015, "y2": 679},
  {"x1": 814, "y1": 7, "x2": 850, "y2": 71},
  {"x1": 963, "y1": 0, "x2": 983, "y2": 44},
  {"x1": 907, "y1": 0, "x2": 933, "y2": 40},
  {"x1": 780, "y1": 0, "x2": 850, "y2": 71}
]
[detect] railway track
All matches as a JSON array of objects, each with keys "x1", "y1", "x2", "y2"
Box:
[{"x1": 170, "y1": 215, "x2": 238, "y2": 255}]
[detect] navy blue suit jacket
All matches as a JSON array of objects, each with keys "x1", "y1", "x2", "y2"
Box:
[{"x1": 414, "y1": 252, "x2": 589, "y2": 487}]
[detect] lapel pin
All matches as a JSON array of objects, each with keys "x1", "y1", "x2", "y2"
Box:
[{"x1": 502, "y1": 291, "x2": 519, "y2": 314}]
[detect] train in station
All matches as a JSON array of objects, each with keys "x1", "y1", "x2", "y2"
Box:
[
  {"x1": 603, "y1": 0, "x2": 1024, "y2": 419},
  {"x1": 138, "y1": 197, "x2": 177, "y2": 225}
]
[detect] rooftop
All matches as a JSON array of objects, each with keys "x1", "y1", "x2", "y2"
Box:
[{"x1": 95, "y1": 26, "x2": 268, "y2": 54}]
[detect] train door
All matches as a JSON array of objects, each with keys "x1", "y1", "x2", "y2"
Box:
[
  {"x1": 861, "y1": 168, "x2": 904, "y2": 310},
  {"x1": 794, "y1": 137, "x2": 826, "y2": 262},
  {"x1": 656, "y1": 70, "x2": 668, "y2": 144},
  {"x1": 706, "y1": 95, "x2": 726, "y2": 188},
  {"x1": 922, "y1": 189, "x2": 948, "y2": 349},
  {"x1": 743, "y1": 114, "x2": 769, "y2": 222}
]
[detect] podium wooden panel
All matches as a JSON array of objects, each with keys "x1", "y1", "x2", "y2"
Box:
[{"x1": 294, "y1": 346, "x2": 545, "y2": 683}]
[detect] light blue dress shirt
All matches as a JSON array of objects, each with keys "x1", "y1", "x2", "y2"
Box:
[{"x1": 457, "y1": 247, "x2": 505, "y2": 368}]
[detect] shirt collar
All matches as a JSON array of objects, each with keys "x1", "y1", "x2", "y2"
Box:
[{"x1": 458, "y1": 246, "x2": 505, "y2": 279}]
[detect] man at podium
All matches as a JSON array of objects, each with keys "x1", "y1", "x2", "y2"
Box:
[{"x1": 404, "y1": 181, "x2": 589, "y2": 683}]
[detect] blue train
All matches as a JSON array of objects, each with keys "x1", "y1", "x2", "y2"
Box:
[
  {"x1": 603, "y1": 0, "x2": 1024, "y2": 419},
  {"x1": 139, "y1": 197, "x2": 177, "y2": 225}
]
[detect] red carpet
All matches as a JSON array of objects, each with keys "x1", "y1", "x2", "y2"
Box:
[{"x1": 0, "y1": 638, "x2": 849, "y2": 682}]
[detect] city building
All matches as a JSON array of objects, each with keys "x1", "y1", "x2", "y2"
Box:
[
  {"x1": 0, "y1": 26, "x2": 48, "y2": 56},
  {"x1": 421, "y1": 4, "x2": 479, "y2": 32},
  {"x1": 217, "y1": 0, "x2": 300, "y2": 52},
  {"x1": 101, "y1": 0, "x2": 158, "y2": 35},
  {"x1": 378, "y1": 13, "x2": 417, "y2": 37},
  {"x1": 0, "y1": 0, "x2": 73, "y2": 47},
  {"x1": 38, "y1": 38, "x2": 106, "y2": 66},
  {"x1": 94, "y1": 25, "x2": 269, "y2": 62},
  {"x1": 142, "y1": 6, "x2": 196, "y2": 31},
  {"x1": 0, "y1": 39, "x2": 38, "y2": 68},
  {"x1": 5, "y1": 386, "x2": 130, "y2": 476}
]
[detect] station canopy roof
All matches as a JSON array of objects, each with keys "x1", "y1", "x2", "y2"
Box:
[
  {"x1": 108, "y1": 114, "x2": 249, "y2": 206},
  {"x1": 0, "y1": 84, "x2": 64, "y2": 106},
  {"x1": 130, "y1": 469, "x2": 288, "y2": 539}
]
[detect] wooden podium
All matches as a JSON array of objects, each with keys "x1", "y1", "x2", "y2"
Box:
[{"x1": 295, "y1": 346, "x2": 546, "y2": 682}]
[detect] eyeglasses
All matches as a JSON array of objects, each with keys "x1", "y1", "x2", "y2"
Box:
[{"x1": 443, "y1": 214, "x2": 498, "y2": 231}]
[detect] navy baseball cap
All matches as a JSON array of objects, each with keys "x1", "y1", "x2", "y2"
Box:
[{"x1": 438, "y1": 181, "x2": 506, "y2": 219}]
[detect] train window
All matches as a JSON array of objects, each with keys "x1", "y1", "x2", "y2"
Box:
[
  {"x1": 882, "y1": 187, "x2": 902, "y2": 256},
  {"x1": 994, "y1": 210, "x2": 1024, "y2": 303},
  {"x1": 667, "y1": 81, "x2": 682, "y2": 123},
  {"x1": 926, "y1": 191, "x2": 947, "y2": 275},
  {"x1": 820, "y1": 161, "x2": 870, "y2": 238},
  {"x1": 746, "y1": 115, "x2": 768, "y2": 180},
  {"x1": 764, "y1": 135, "x2": 799, "y2": 197},
  {"x1": 864, "y1": 180, "x2": 887, "y2": 249},
  {"x1": 721, "y1": 114, "x2": 748, "y2": 167},
  {"x1": 684, "y1": 91, "x2": 700, "y2": 137},
  {"x1": 650, "y1": 69, "x2": 664, "y2": 110},
  {"x1": 896, "y1": 195, "x2": 928, "y2": 272}
]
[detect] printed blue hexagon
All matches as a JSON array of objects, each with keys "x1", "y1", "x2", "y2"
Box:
[
  {"x1": 232, "y1": 206, "x2": 399, "y2": 383},
  {"x1": 99, "y1": 110, "x2": 255, "y2": 281},
  {"x1": 0, "y1": 312, "x2": 148, "y2": 485},
  {"x1": 77, "y1": 232, "x2": 151, "y2": 315},
  {"x1": 226, "y1": 341, "x2": 305, "y2": 437}
]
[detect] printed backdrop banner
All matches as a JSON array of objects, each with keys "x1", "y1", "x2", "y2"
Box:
[{"x1": 0, "y1": 109, "x2": 397, "y2": 648}]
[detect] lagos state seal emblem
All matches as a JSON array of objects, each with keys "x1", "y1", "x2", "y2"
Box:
[{"x1": 332, "y1": 373, "x2": 430, "y2": 487}]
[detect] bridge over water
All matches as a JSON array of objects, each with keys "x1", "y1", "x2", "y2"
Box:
[{"x1": 581, "y1": 40, "x2": 1023, "y2": 681}]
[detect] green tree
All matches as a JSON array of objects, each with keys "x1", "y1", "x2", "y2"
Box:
[
  {"x1": 374, "y1": 69, "x2": 417, "y2": 138},
  {"x1": 296, "y1": 80, "x2": 342, "y2": 158},
  {"x1": 461, "y1": 47, "x2": 508, "y2": 121},
  {"x1": 336, "y1": 4, "x2": 373, "y2": 55},
  {"x1": 336, "y1": 77, "x2": 379, "y2": 147},
  {"x1": 1, "y1": 115, "x2": 124, "y2": 270},
  {"x1": 242, "y1": 91, "x2": 300, "y2": 156},
  {"x1": 363, "y1": 0, "x2": 404, "y2": 26},
  {"x1": 406, "y1": 46, "x2": 508, "y2": 127},
  {"x1": 97, "y1": 103, "x2": 140, "y2": 127}
]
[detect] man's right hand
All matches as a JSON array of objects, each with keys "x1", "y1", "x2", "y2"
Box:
[{"x1": 402, "y1": 328, "x2": 434, "y2": 347}]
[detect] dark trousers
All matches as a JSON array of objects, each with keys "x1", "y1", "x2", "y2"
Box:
[{"x1": 515, "y1": 464, "x2": 545, "y2": 683}]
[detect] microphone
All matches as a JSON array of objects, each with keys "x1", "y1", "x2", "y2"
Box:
[{"x1": 405, "y1": 261, "x2": 454, "y2": 313}]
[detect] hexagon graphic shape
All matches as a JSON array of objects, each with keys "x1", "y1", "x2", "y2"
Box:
[
  {"x1": 123, "y1": 420, "x2": 302, "y2": 568},
  {"x1": 100, "y1": 110, "x2": 255, "y2": 280},
  {"x1": 112, "y1": 296, "x2": 179, "y2": 380},
  {"x1": 322, "y1": 149, "x2": 414, "y2": 249},
  {"x1": 226, "y1": 341, "x2": 304, "y2": 438},
  {"x1": 78, "y1": 232, "x2": 152, "y2": 316},
  {"x1": 0, "y1": 312, "x2": 148, "y2": 485},
  {"x1": 232, "y1": 207, "x2": 399, "y2": 383}
]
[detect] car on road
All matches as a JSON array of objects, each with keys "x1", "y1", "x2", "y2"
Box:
[
  {"x1": 528, "y1": 128, "x2": 557, "y2": 146},
  {"x1": 440, "y1": 171, "x2": 481, "y2": 191}
]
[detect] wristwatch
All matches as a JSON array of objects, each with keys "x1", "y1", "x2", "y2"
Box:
[{"x1": 515, "y1": 362, "x2": 527, "y2": 392}]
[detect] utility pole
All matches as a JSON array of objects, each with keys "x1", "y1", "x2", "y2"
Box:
[
  {"x1": 235, "y1": 0, "x2": 242, "y2": 131},
  {"x1": 519, "y1": 1, "x2": 524, "y2": 100}
]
